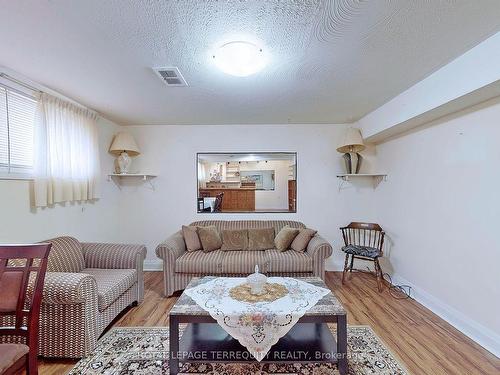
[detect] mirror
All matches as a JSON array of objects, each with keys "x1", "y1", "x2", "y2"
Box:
[{"x1": 197, "y1": 153, "x2": 297, "y2": 213}]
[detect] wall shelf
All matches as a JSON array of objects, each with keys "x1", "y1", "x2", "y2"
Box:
[
  {"x1": 336, "y1": 174, "x2": 387, "y2": 191},
  {"x1": 107, "y1": 174, "x2": 157, "y2": 190}
]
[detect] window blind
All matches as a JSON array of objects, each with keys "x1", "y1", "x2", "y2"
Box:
[{"x1": 0, "y1": 85, "x2": 37, "y2": 175}]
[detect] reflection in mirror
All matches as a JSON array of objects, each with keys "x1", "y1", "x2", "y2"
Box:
[{"x1": 197, "y1": 153, "x2": 297, "y2": 213}]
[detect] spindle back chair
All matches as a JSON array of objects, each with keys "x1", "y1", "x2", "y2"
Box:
[{"x1": 340, "y1": 222, "x2": 385, "y2": 292}]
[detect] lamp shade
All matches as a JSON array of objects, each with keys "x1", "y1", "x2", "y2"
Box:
[
  {"x1": 109, "y1": 132, "x2": 140, "y2": 156},
  {"x1": 336, "y1": 128, "x2": 366, "y2": 153}
]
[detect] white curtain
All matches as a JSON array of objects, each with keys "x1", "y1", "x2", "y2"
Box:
[{"x1": 34, "y1": 93, "x2": 100, "y2": 207}]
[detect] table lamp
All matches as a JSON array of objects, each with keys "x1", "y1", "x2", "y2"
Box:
[
  {"x1": 337, "y1": 128, "x2": 365, "y2": 174},
  {"x1": 109, "y1": 132, "x2": 140, "y2": 174}
]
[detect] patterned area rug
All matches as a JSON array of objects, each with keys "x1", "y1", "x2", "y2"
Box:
[{"x1": 69, "y1": 325, "x2": 408, "y2": 374}]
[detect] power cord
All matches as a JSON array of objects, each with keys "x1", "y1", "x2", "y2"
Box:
[
  {"x1": 359, "y1": 266, "x2": 412, "y2": 299},
  {"x1": 382, "y1": 272, "x2": 412, "y2": 300}
]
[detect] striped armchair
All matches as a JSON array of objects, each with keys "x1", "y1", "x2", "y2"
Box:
[
  {"x1": 1, "y1": 236, "x2": 147, "y2": 358},
  {"x1": 156, "y1": 220, "x2": 332, "y2": 297}
]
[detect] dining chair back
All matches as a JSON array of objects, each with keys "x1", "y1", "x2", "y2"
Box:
[{"x1": 0, "y1": 244, "x2": 51, "y2": 375}]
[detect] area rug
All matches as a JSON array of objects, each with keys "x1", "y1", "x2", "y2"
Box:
[{"x1": 69, "y1": 325, "x2": 408, "y2": 374}]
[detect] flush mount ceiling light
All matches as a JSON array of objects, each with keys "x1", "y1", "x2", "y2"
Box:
[{"x1": 213, "y1": 41, "x2": 267, "y2": 77}]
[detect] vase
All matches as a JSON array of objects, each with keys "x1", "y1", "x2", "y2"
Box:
[{"x1": 342, "y1": 152, "x2": 363, "y2": 174}]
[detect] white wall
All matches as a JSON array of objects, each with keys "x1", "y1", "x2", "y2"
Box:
[
  {"x1": 114, "y1": 124, "x2": 378, "y2": 270},
  {"x1": 0, "y1": 117, "x2": 123, "y2": 244},
  {"x1": 373, "y1": 98, "x2": 500, "y2": 356}
]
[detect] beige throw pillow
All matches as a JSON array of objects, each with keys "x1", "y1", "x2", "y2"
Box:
[
  {"x1": 274, "y1": 225, "x2": 299, "y2": 252},
  {"x1": 197, "y1": 226, "x2": 222, "y2": 252},
  {"x1": 291, "y1": 228, "x2": 317, "y2": 252},
  {"x1": 247, "y1": 228, "x2": 275, "y2": 250},
  {"x1": 182, "y1": 225, "x2": 202, "y2": 252},
  {"x1": 221, "y1": 229, "x2": 248, "y2": 251}
]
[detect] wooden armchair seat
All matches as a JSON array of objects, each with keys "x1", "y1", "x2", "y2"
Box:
[{"x1": 342, "y1": 244, "x2": 381, "y2": 258}]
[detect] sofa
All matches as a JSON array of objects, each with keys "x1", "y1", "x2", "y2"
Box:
[
  {"x1": 156, "y1": 220, "x2": 332, "y2": 297},
  {"x1": 1, "y1": 236, "x2": 147, "y2": 358}
]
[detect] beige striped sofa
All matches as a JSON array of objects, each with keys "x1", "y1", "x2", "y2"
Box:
[
  {"x1": 156, "y1": 220, "x2": 332, "y2": 297},
  {"x1": 1, "y1": 236, "x2": 147, "y2": 358}
]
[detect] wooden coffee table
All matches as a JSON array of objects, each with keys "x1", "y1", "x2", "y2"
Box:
[{"x1": 169, "y1": 276, "x2": 348, "y2": 375}]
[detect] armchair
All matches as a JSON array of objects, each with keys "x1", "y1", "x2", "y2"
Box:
[
  {"x1": 340, "y1": 222, "x2": 385, "y2": 292},
  {"x1": 1, "y1": 236, "x2": 147, "y2": 359}
]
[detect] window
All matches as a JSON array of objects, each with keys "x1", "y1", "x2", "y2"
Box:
[{"x1": 0, "y1": 85, "x2": 37, "y2": 176}]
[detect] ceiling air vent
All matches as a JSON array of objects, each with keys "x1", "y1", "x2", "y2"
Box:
[{"x1": 153, "y1": 67, "x2": 188, "y2": 87}]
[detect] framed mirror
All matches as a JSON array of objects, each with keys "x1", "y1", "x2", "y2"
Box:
[{"x1": 197, "y1": 152, "x2": 297, "y2": 213}]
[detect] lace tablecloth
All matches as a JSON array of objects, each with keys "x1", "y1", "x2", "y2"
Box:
[{"x1": 183, "y1": 277, "x2": 330, "y2": 361}]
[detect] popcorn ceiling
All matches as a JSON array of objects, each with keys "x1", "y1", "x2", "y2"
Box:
[{"x1": 1, "y1": 0, "x2": 499, "y2": 125}]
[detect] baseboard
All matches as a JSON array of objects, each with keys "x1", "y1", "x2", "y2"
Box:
[
  {"x1": 391, "y1": 273, "x2": 500, "y2": 358},
  {"x1": 143, "y1": 260, "x2": 163, "y2": 271},
  {"x1": 325, "y1": 258, "x2": 344, "y2": 272}
]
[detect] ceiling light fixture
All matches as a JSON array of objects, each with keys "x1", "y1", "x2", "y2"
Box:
[{"x1": 213, "y1": 41, "x2": 267, "y2": 77}]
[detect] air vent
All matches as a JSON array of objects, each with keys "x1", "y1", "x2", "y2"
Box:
[{"x1": 152, "y1": 67, "x2": 188, "y2": 87}]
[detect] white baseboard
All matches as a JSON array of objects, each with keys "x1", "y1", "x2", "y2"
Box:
[
  {"x1": 144, "y1": 260, "x2": 163, "y2": 271},
  {"x1": 325, "y1": 258, "x2": 344, "y2": 272},
  {"x1": 391, "y1": 273, "x2": 500, "y2": 358}
]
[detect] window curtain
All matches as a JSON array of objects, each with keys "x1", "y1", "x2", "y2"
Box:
[{"x1": 34, "y1": 93, "x2": 100, "y2": 207}]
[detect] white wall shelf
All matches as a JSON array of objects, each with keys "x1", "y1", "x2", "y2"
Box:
[
  {"x1": 107, "y1": 174, "x2": 157, "y2": 190},
  {"x1": 336, "y1": 173, "x2": 387, "y2": 191}
]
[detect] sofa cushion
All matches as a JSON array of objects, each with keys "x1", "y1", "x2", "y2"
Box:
[
  {"x1": 274, "y1": 226, "x2": 299, "y2": 252},
  {"x1": 247, "y1": 228, "x2": 275, "y2": 250},
  {"x1": 266, "y1": 249, "x2": 313, "y2": 273},
  {"x1": 82, "y1": 268, "x2": 137, "y2": 311},
  {"x1": 291, "y1": 229, "x2": 317, "y2": 252},
  {"x1": 198, "y1": 226, "x2": 222, "y2": 252},
  {"x1": 182, "y1": 225, "x2": 202, "y2": 252},
  {"x1": 221, "y1": 229, "x2": 248, "y2": 251},
  {"x1": 0, "y1": 344, "x2": 29, "y2": 373},
  {"x1": 175, "y1": 250, "x2": 224, "y2": 274},
  {"x1": 45, "y1": 236, "x2": 85, "y2": 273},
  {"x1": 221, "y1": 251, "x2": 268, "y2": 274}
]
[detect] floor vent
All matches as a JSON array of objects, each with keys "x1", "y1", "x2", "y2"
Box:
[{"x1": 153, "y1": 67, "x2": 188, "y2": 87}]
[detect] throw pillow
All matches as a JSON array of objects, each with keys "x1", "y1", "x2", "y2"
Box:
[
  {"x1": 274, "y1": 225, "x2": 300, "y2": 252},
  {"x1": 197, "y1": 226, "x2": 222, "y2": 252},
  {"x1": 290, "y1": 228, "x2": 317, "y2": 252},
  {"x1": 221, "y1": 229, "x2": 248, "y2": 251},
  {"x1": 247, "y1": 228, "x2": 275, "y2": 250},
  {"x1": 182, "y1": 225, "x2": 202, "y2": 252}
]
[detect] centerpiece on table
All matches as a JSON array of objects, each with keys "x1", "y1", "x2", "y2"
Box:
[{"x1": 229, "y1": 265, "x2": 289, "y2": 303}]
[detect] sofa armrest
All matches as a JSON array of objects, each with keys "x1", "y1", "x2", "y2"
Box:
[
  {"x1": 82, "y1": 242, "x2": 147, "y2": 269},
  {"x1": 42, "y1": 272, "x2": 97, "y2": 304},
  {"x1": 306, "y1": 235, "x2": 333, "y2": 279},
  {"x1": 306, "y1": 235, "x2": 332, "y2": 257},
  {"x1": 155, "y1": 231, "x2": 186, "y2": 297},
  {"x1": 155, "y1": 231, "x2": 186, "y2": 262}
]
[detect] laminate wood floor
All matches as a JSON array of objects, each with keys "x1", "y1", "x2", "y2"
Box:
[{"x1": 36, "y1": 271, "x2": 500, "y2": 375}]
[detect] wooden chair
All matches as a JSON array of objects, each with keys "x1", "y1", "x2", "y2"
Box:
[
  {"x1": 213, "y1": 192, "x2": 224, "y2": 212},
  {"x1": 340, "y1": 222, "x2": 385, "y2": 292},
  {"x1": 0, "y1": 244, "x2": 51, "y2": 375}
]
